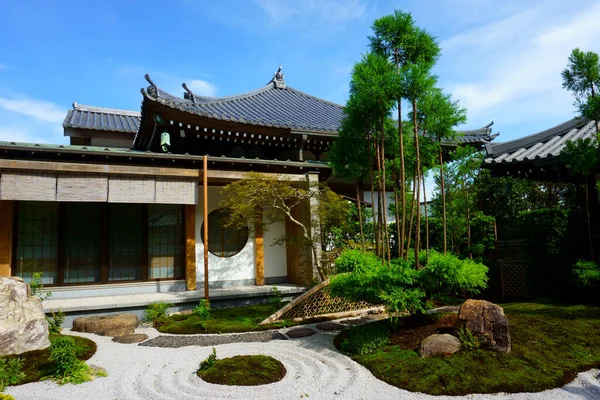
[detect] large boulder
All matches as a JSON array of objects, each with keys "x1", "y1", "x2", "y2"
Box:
[
  {"x1": 420, "y1": 334, "x2": 461, "y2": 358},
  {"x1": 73, "y1": 314, "x2": 138, "y2": 337},
  {"x1": 455, "y1": 299, "x2": 511, "y2": 353},
  {"x1": 0, "y1": 277, "x2": 50, "y2": 356}
]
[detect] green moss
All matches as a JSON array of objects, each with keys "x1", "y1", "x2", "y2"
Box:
[
  {"x1": 0, "y1": 393, "x2": 16, "y2": 400},
  {"x1": 157, "y1": 303, "x2": 300, "y2": 334},
  {"x1": 198, "y1": 355, "x2": 286, "y2": 386},
  {"x1": 0, "y1": 334, "x2": 96, "y2": 386},
  {"x1": 341, "y1": 302, "x2": 600, "y2": 395}
]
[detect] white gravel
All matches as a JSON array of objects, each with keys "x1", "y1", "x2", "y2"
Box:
[{"x1": 6, "y1": 324, "x2": 600, "y2": 400}]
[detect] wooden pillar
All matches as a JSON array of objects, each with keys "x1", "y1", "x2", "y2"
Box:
[
  {"x1": 0, "y1": 200, "x2": 14, "y2": 276},
  {"x1": 184, "y1": 204, "x2": 196, "y2": 291},
  {"x1": 203, "y1": 156, "x2": 209, "y2": 301},
  {"x1": 254, "y1": 209, "x2": 265, "y2": 286}
]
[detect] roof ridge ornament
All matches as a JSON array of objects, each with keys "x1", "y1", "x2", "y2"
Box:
[
  {"x1": 145, "y1": 74, "x2": 159, "y2": 98},
  {"x1": 182, "y1": 83, "x2": 197, "y2": 104},
  {"x1": 273, "y1": 66, "x2": 286, "y2": 89}
]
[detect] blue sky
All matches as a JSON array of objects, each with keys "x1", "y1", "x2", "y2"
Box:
[{"x1": 1, "y1": 0, "x2": 600, "y2": 146}]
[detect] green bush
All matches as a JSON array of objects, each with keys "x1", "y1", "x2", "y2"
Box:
[
  {"x1": 420, "y1": 250, "x2": 488, "y2": 296},
  {"x1": 339, "y1": 321, "x2": 390, "y2": 355},
  {"x1": 573, "y1": 260, "x2": 600, "y2": 286},
  {"x1": 0, "y1": 393, "x2": 16, "y2": 400},
  {"x1": 50, "y1": 336, "x2": 79, "y2": 377},
  {"x1": 143, "y1": 302, "x2": 173, "y2": 323},
  {"x1": 47, "y1": 309, "x2": 65, "y2": 334},
  {"x1": 0, "y1": 358, "x2": 24, "y2": 391},
  {"x1": 199, "y1": 348, "x2": 217, "y2": 371},
  {"x1": 269, "y1": 285, "x2": 283, "y2": 310},
  {"x1": 193, "y1": 300, "x2": 211, "y2": 320},
  {"x1": 30, "y1": 272, "x2": 52, "y2": 301},
  {"x1": 335, "y1": 249, "x2": 381, "y2": 273},
  {"x1": 456, "y1": 326, "x2": 480, "y2": 350}
]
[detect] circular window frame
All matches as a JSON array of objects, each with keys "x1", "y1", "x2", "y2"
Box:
[{"x1": 200, "y1": 208, "x2": 249, "y2": 258}]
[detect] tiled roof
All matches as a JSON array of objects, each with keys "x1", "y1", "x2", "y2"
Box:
[
  {"x1": 484, "y1": 117, "x2": 593, "y2": 165},
  {"x1": 63, "y1": 103, "x2": 140, "y2": 133},
  {"x1": 142, "y1": 74, "x2": 344, "y2": 133},
  {"x1": 439, "y1": 123, "x2": 499, "y2": 146}
]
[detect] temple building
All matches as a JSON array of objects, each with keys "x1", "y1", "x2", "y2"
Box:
[{"x1": 0, "y1": 68, "x2": 498, "y2": 305}]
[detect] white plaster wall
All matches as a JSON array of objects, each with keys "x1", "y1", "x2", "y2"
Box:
[
  {"x1": 195, "y1": 186, "x2": 288, "y2": 285},
  {"x1": 263, "y1": 213, "x2": 287, "y2": 278}
]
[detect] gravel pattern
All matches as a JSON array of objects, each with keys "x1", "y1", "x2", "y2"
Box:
[{"x1": 6, "y1": 318, "x2": 600, "y2": 400}]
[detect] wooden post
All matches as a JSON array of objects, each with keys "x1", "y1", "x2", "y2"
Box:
[
  {"x1": 184, "y1": 205, "x2": 196, "y2": 291},
  {"x1": 0, "y1": 200, "x2": 14, "y2": 276},
  {"x1": 255, "y1": 208, "x2": 265, "y2": 286},
  {"x1": 203, "y1": 156, "x2": 209, "y2": 301}
]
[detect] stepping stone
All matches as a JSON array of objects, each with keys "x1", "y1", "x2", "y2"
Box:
[
  {"x1": 286, "y1": 327, "x2": 317, "y2": 338},
  {"x1": 315, "y1": 322, "x2": 345, "y2": 331},
  {"x1": 112, "y1": 333, "x2": 149, "y2": 344},
  {"x1": 271, "y1": 331, "x2": 288, "y2": 341},
  {"x1": 73, "y1": 314, "x2": 138, "y2": 337},
  {"x1": 339, "y1": 318, "x2": 369, "y2": 326}
]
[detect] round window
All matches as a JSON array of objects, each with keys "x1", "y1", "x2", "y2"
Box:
[{"x1": 201, "y1": 208, "x2": 249, "y2": 257}]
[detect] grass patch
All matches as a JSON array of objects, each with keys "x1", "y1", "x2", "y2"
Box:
[
  {"x1": 156, "y1": 303, "x2": 300, "y2": 334},
  {"x1": 335, "y1": 302, "x2": 600, "y2": 395},
  {"x1": 1, "y1": 334, "x2": 96, "y2": 386},
  {"x1": 198, "y1": 355, "x2": 286, "y2": 386}
]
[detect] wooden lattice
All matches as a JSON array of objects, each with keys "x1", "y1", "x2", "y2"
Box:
[
  {"x1": 500, "y1": 260, "x2": 528, "y2": 298},
  {"x1": 281, "y1": 286, "x2": 375, "y2": 320}
]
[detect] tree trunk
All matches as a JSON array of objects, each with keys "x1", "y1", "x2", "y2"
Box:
[
  {"x1": 374, "y1": 136, "x2": 384, "y2": 259},
  {"x1": 368, "y1": 136, "x2": 379, "y2": 257},
  {"x1": 585, "y1": 179, "x2": 595, "y2": 261},
  {"x1": 465, "y1": 180, "x2": 472, "y2": 259},
  {"x1": 406, "y1": 176, "x2": 416, "y2": 258},
  {"x1": 393, "y1": 166, "x2": 401, "y2": 258},
  {"x1": 439, "y1": 147, "x2": 447, "y2": 254},
  {"x1": 422, "y1": 168, "x2": 429, "y2": 264},
  {"x1": 355, "y1": 180, "x2": 365, "y2": 251},
  {"x1": 413, "y1": 98, "x2": 422, "y2": 268},
  {"x1": 395, "y1": 49, "x2": 406, "y2": 259},
  {"x1": 380, "y1": 118, "x2": 391, "y2": 264}
]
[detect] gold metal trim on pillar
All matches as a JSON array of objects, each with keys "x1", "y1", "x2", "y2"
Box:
[
  {"x1": 0, "y1": 200, "x2": 14, "y2": 276},
  {"x1": 254, "y1": 208, "x2": 265, "y2": 286},
  {"x1": 184, "y1": 204, "x2": 196, "y2": 291}
]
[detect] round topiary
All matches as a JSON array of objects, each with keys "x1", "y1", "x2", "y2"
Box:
[{"x1": 198, "y1": 355, "x2": 286, "y2": 386}]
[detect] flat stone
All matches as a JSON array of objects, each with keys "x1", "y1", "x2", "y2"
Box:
[
  {"x1": 271, "y1": 331, "x2": 288, "y2": 340},
  {"x1": 339, "y1": 318, "x2": 369, "y2": 326},
  {"x1": 286, "y1": 327, "x2": 317, "y2": 338},
  {"x1": 73, "y1": 314, "x2": 138, "y2": 337},
  {"x1": 420, "y1": 334, "x2": 461, "y2": 358},
  {"x1": 112, "y1": 333, "x2": 149, "y2": 344},
  {"x1": 315, "y1": 322, "x2": 345, "y2": 331}
]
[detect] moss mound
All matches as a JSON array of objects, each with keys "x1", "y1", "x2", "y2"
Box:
[
  {"x1": 198, "y1": 355, "x2": 286, "y2": 386},
  {"x1": 335, "y1": 302, "x2": 600, "y2": 395}
]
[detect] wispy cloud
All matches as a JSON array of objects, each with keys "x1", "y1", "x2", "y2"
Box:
[
  {"x1": 0, "y1": 97, "x2": 65, "y2": 124},
  {"x1": 254, "y1": 0, "x2": 367, "y2": 24},
  {"x1": 0, "y1": 95, "x2": 66, "y2": 144},
  {"x1": 186, "y1": 79, "x2": 218, "y2": 97}
]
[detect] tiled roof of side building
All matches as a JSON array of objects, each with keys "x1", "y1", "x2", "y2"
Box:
[
  {"x1": 484, "y1": 117, "x2": 593, "y2": 165},
  {"x1": 141, "y1": 71, "x2": 344, "y2": 134},
  {"x1": 63, "y1": 103, "x2": 141, "y2": 133}
]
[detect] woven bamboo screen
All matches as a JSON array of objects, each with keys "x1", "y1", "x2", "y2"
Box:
[
  {"x1": 108, "y1": 176, "x2": 156, "y2": 203},
  {"x1": 0, "y1": 171, "x2": 56, "y2": 201},
  {"x1": 281, "y1": 286, "x2": 376, "y2": 320},
  {"x1": 57, "y1": 173, "x2": 108, "y2": 202},
  {"x1": 155, "y1": 177, "x2": 197, "y2": 205}
]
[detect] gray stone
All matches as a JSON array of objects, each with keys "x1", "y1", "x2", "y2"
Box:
[
  {"x1": 0, "y1": 277, "x2": 50, "y2": 356},
  {"x1": 73, "y1": 314, "x2": 138, "y2": 337},
  {"x1": 271, "y1": 331, "x2": 288, "y2": 340},
  {"x1": 286, "y1": 327, "x2": 317, "y2": 338},
  {"x1": 339, "y1": 318, "x2": 369, "y2": 326},
  {"x1": 455, "y1": 299, "x2": 511, "y2": 353},
  {"x1": 420, "y1": 334, "x2": 461, "y2": 358},
  {"x1": 112, "y1": 333, "x2": 149, "y2": 344},
  {"x1": 315, "y1": 322, "x2": 345, "y2": 331}
]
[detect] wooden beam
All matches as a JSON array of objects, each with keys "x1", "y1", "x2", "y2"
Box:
[
  {"x1": 184, "y1": 204, "x2": 197, "y2": 291},
  {"x1": 0, "y1": 159, "x2": 199, "y2": 178},
  {"x1": 203, "y1": 156, "x2": 209, "y2": 301},
  {"x1": 0, "y1": 200, "x2": 14, "y2": 276},
  {"x1": 206, "y1": 169, "x2": 307, "y2": 182},
  {"x1": 254, "y1": 209, "x2": 265, "y2": 286}
]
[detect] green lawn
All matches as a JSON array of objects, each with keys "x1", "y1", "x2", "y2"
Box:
[
  {"x1": 198, "y1": 355, "x2": 286, "y2": 386},
  {"x1": 338, "y1": 302, "x2": 600, "y2": 395},
  {"x1": 156, "y1": 303, "x2": 300, "y2": 334}
]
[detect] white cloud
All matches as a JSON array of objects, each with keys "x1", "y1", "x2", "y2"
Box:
[
  {"x1": 440, "y1": 1, "x2": 600, "y2": 135},
  {"x1": 0, "y1": 97, "x2": 65, "y2": 124},
  {"x1": 254, "y1": 0, "x2": 366, "y2": 24},
  {"x1": 187, "y1": 79, "x2": 218, "y2": 97}
]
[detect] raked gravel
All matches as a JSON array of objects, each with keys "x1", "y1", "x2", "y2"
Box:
[{"x1": 6, "y1": 321, "x2": 600, "y2": 400}]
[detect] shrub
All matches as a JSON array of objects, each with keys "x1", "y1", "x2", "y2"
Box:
[
  {"x1": 419, "y1": 250, "x2": 489, "y2": 296},
  {"x1": 47, "y1": 309, "x2": 65, "y2": 334},
  {"x1": 456, "y1": 326, "x2": 480, "y2": 350},
  {"x1": 30, "y1": 272, "x2": 51, "y2": 301},
  {"x1": 193, "y1": 299, "x2": 211, "y2": 320},
  {"x1": 50, "y1": 336, "x2": 80, "y2": 377},
  {"x1": 0, "y1": 394, "x2": 15, "y2": 400},
  {"x1": 335, "y1": 249, "x2": 381, "y2": 273},
  {"x1": 143, "y1": 302, "x2": 173, "y2": 323},
  {"x1": 269, "y1": 285, "x2": 283, "y2": 310},
  {"x1": 0, "y1": 358, "x2": 25, "y2": 391},
  {"x1": 573, "y1": 260, "x2": 600, "y2": 286},
  {"x1": 198, "y1": 348, "x2": 217, "y2": 371},
  {"x1": 339, "y1": 321, "x2": 390, "y2": 355}
]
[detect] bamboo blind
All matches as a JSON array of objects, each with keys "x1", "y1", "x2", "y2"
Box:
[
  {"x1": 57, "y1": 173, "x2": 108, "y2": 202},
  {"x1": 108, "y1": 176, "x2": 156, "y2": 203},
  {"x1": 155, "y1": 177, "x2": 197, "y2": 205},
  {"x1": 0, "y1": 171, "x2": 56, "y2": 201}
]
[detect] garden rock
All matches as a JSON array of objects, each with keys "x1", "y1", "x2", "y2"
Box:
[
  {"x1": 272, "y1": 331, "x2": 288, "y2": 340},
  {"x1": 0, "y1": 277, "x2": 50, "y2": 356},
  {"x1": 315, "y1": 322, "x2": 345, "y2": 331},
  {"x1": 286, "y1": 327, "x2": 317, "y2": 338},
  {"x1": 112, "y1": 333, "x2": 149, "y2": 344},
  {"x1": 73, "y1": 314, "x2": 138, "y2": 337},
  {"x1": 419, "y1": 334, "x2": 461, "y2": 358},
  {"x1": 339, "y1": 318, "x2": 369, "y2": 326},
  {"x1": 455, "y1": 299, "x2": 511, "y2": 353}
]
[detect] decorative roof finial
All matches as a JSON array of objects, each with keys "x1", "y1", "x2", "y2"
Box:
[
  {"x1": 182, "y1": 83, "x2": 197, "y2": 104},
  {"x1": 145, "y1": 74, "x2": 159, "y2": 98},
  {"x1": 273, "y1": 66, "x2": 286, "y2": 89}
]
